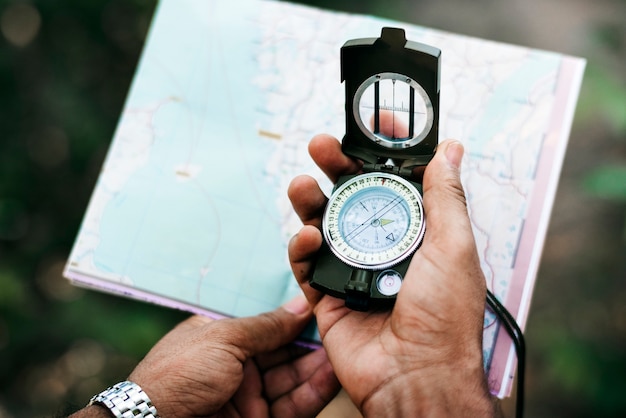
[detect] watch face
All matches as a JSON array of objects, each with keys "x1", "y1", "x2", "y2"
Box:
[
  {"x1": 322, "y1": 172, "x2": 425, "y2": 270},
  {"x1": 353, "y1": 72, "x2": 434, "y2": 149}
]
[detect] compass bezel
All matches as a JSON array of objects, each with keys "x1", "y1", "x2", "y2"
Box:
[{"x1": 322, "y1": 172, "x2": 426, "y2": 270}]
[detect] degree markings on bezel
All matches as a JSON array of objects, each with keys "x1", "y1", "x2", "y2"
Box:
[{"x1": 322, "y1": 172, "x2": 425, "y2": 270}]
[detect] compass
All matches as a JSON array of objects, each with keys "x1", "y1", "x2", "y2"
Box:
[
  {"x1": 310, "y1": 27, "x2": 440, "y2": 311},
  {"x1": 323, "y1": 172, "x2": 425, "y2": 270}
]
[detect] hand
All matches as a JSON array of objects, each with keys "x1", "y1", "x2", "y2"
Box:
[
  {"x1": 75, "y1": 297, "x2": 340, "y2": 418},
  {"x1": 288, "y1": 135, "x2": 501, "y2": 417}
]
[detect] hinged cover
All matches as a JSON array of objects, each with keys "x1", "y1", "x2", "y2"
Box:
[{"x1": 341, "y1": 27, "x2": 441, "y2": 171}]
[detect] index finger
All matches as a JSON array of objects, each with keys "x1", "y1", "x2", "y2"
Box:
[{"x1": 309, "y1": 134, "x2": 361, "y2": 183}]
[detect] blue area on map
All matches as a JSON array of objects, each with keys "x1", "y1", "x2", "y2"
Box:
[{"x1": 94, "y1": 0, "x2": 294, "y2": 317}]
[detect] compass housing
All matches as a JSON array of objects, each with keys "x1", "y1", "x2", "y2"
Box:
[
  {"x1": 322, "y1": 172, "x2": 425, "y2": 271},
  {"x1": 312, "y1": 173, "x2": 425, "y2": 310},
  {"x1": 311, "y1": 28, "x2": 440, "y2": 311},
  {"x1": 341, "y1": 27, "x2": 440, "y2": 169}
]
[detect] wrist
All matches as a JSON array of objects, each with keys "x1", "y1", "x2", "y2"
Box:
[
  {"x1": 78, "y1": 381, "x2": 159, "y2": 418},
  {"x1": 360, "y1": 360, "x2": 501, "y2": 418}
]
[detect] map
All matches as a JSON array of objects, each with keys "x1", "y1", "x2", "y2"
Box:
[{"x1": 63, "y1": 0, "x2": 585, "y2": 397}]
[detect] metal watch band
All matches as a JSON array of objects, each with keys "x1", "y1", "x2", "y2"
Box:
[{"x1": 89, "y1": 381, "x2": 158, "y2": 418}]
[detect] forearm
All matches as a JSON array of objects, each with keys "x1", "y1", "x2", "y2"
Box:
[{"x1": 68, "y1": 405, "x2": 112, "y2": 418}]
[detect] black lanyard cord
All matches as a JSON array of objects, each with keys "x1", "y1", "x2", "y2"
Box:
[{"x1": 486, "y1": 289, "x2": 526, "y2": 418}]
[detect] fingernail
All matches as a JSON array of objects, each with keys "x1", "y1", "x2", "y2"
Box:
[
  {"x1": 282, "y1": 294, "x2": 310, "y2": 315},
  {"x1": 445, "y1": 140, "x2": 464, "y2": 169}
]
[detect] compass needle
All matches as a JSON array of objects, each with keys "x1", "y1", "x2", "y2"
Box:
[{"x1": 380, "y1": 219, "x2": 394, "y2": 227}]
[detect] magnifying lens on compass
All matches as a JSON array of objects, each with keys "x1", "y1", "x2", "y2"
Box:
[{"x1": 353, "y1": 72, "x2": 434, "y2": 149}]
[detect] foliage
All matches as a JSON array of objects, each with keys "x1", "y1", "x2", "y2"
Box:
[
  {"x1": 583, "y1": 165, "x2": 626, "y2": 201},
  {"x1": 0, "y1": 1, "x2": 186, "y2": 416},
  {"x1": 578, "y1": 22, "x2": 626, "y2": 239}
]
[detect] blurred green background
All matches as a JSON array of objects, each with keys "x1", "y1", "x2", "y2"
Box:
[{"x1": 0, "y1": 0, "x2": 624, "y2": 416}]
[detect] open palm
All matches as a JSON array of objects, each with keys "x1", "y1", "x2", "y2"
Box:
[{"x1": 288, "y1": 134, "x2": 499, "y2": 417}]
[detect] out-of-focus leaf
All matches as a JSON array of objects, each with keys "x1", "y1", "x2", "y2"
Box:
[
  {"x1": 577, "y1": 64, "x2": 626, "y2": 135},
  {"x1": 0, "y1": 269, "x2": 27, "y2": 309},
  {"x1": 583, "y1": 165, "x2": 626, "y2": 200}
]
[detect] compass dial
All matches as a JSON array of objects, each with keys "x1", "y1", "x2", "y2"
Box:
[
  {"x1": 322, "y1": 172, "x2": 425, "y2": 270},
  {"x1": 353, "y1": 72, "x2": 434, "y2": 149}
]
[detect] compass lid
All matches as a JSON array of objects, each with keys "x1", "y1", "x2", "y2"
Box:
[{"x1": 341, "y1": 27, "x2": 441, "y2": 169}]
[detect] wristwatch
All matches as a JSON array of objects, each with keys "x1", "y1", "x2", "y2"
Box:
[{"x1": 89, "y1": 381, "x2": 158, "y2": 418}]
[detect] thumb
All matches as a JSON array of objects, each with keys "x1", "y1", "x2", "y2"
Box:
[
  {"x1": 224, "y1": 295, "x2": 313, "y2": 357},
  {"x1": 420, "y1": 139, "x2": 474, "y2": 249},
  {"x1": 397, "y1": 139, "x2": 485, "y2": 331}
]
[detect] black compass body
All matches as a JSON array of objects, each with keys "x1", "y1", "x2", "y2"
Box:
[{"x1": 311, "y1": 27, "x2": 441, "y2": 311}]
